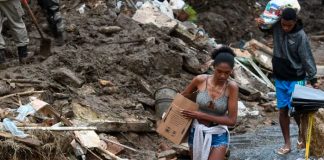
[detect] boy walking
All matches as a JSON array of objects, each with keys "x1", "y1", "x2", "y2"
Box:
[{"x1": 256, "y1": 8, "x2": 318, "y2": 154}]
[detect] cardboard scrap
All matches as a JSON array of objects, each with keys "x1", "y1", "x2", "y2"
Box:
[{"x1": 156, "y1": 93, "x2": 198, "y2": 144}]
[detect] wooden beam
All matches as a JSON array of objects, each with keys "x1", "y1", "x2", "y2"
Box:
[
  {"x1": 89, "y1": 119, "x2": 154, "y2": 132},
  {"x1": 0, "y1": 131, "x2": 43, "y2": 147},
  {"x1": 18, "y1": 126, "x2": 97, "y2": 131},
  {"x1": 0, "y1": 91, "x2": 44, "y2": 101},
  {"x1": 97, "y1": 147, "x2": 125, "y2": 160}
]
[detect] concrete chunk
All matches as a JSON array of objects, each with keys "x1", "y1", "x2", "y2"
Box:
[
  {"x1": 132, "y1": 2, "x2": 178, "y2": 32},
  {"x1": 52, "y1": 67, "x2": 84, "y2": 88}
]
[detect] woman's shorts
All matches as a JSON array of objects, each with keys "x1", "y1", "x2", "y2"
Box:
[{"x1": 188, "y1": 127, "x2": 229, "y2": 148}]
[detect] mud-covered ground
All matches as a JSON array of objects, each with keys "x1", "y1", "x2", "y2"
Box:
[{"x1": 0, "y1": 0, "x2": 323, "y2": 159}]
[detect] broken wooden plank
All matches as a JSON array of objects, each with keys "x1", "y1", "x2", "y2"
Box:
[
  {"x1": 0, "y1": 131, "x2": 43, "y2": 147},
  {"x1": 311, "y1": 35, "x2": 324, "y2": 41},
  {"x1": 97, "y1": 147, "x2": 126, "y2": 160},
  {"x1": 99, "y1": 134, "x2": 137, "y2": 153},
  {"x1": 158, "y1": 149, "x2": 177, "y2": 159},
  {"x1": 0, "y1": 90, "x2": 44, "y2": 101},
  {"x1": 42, "y1": 106, "x2": 73, "y2": 126},
  {"x1": 18, "y1": 126, "x2": 97, "y2": 131},
  {"x1": 232, "y1": 48, "x2": 252, "y2": 58},
  {"x1": 2, "y1": 79, "x2": 42, "y2": 84},
  {"x1": 89, "y1": 119, "x2": 154, "y2": 132},
  {"x1": 244, "y1": 39, "x2": 273, "y2": 55},
  {"x1": 248, "y1": 58, "x2": 275, "y2": 90}
]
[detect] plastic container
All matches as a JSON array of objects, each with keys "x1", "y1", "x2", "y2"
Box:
[{"x1": 154, "y1": 87, "x2": 178, "y2": 118}]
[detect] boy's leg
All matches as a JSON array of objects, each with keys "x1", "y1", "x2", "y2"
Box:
[
  {"x1": 275, "y1": 79, "x2": 292, "y2": 153},
  {"x1": 279, "y1": 107, "x2": 291, "y2": 150}
]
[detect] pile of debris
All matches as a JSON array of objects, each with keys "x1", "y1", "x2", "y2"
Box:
[{"x1": 1, "y1": 0, "x2": 322, "y2": 159}]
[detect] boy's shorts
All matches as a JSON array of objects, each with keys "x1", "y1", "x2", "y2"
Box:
[{"x1": 275, "y1": 79, "x2": 305, "y2": 109}]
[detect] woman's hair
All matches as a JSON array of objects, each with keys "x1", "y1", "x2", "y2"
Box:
[{"x1": 211, "y1": 46, "x2": 236, "y2": 68}]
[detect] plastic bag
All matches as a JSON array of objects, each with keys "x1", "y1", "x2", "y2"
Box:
[{"x1": 260, "y1": 0, "x2": 301, "y2": 29}]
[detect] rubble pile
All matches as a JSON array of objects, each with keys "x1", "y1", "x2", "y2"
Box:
[{"x1": 0, "y1": 0, "x2": 323, "y2": 159}]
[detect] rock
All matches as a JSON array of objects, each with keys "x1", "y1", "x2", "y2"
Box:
[
  {"x1": 198, "y1": 12, "x2": 228, "y2": 42},
  {"x1": 52, "y1": 67, "x2": 84, "y2": 88},
  {"x1": 98, "y1": 26, "x2": 122, "y2": 34},
  {"x1": 0, "y1": 80, "x2": 10, "y2": 96},
  {"x1": 122, "y1": 52, "x2": 152, "y2": 75},
  {"x1": 135, "y1": 103, "x2": 144, "y2": 110},
  {"x1": 238, "y1": 101, "x2": 247, "y2": 117},
  {"x1": 174, "y1": 25, "x2": 196, "y2": 43},
  {"x1": 98, "y1": 79, "x2": 114, "y2": 87},
  {"x1": 260, "y1": 101, "x2": 276, "y2": 112},
  {"x1": 66, "y1": 24, "x2": 77, "y2": 32},
  {"x1": 132, "y1": 2, "x2": 178, "y2": 33},
  {"x1": 102, "y1": 86, "x2": 119, "y2": 95},
  {"x1": 137, "y1": 79, "x2": 153, "y2": 96},
  {"x1": 77, "y1": 85, "x2": 96, "y2": 96},
  {"x1": 71, "y1": 102, "x2": 100, "y2": 120},
  {"x1": 74, "y1": 130, "x2": 101, "y2": 148},
  {"x1": 169, "y1": 38, "x2": 188, "y2": 52},
  {"x1": 116, "y1": 14, "x2": 142, "y2": 31},
  {"x1": 237, "y1": 101, "x2": 260, "y2": 117},
  {"x1": 145, "y1": 37, "x2": 156, "y2": 45},
  {"x1": 137, "y1": 97, "x2": 155, "y2": 107},
  {"x1": 183, "y1": 49, "x2": 202, "y2": 74}
]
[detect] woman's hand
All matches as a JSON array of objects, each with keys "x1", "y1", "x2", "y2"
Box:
[{"x1": 181, "y1": 109, "x2": 204, "y2": 119}]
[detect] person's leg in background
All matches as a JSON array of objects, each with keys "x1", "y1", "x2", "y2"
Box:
[
  {"x1": 0, "y1": 0, "x2": 29, "y2": 63},
  {"x1": 37, "y1": 0, "x2": 65, "y2": 44},
  {"x1": 0, "y1": 6, "x2": 7, "y2": 64}
]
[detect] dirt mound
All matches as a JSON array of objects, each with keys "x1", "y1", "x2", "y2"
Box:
[
  {"x1": 189, "y1": 0, "x2": 324, "y2": 43},
  {"x1": 0, "y1": 0, "x2": 322, "y2": 159}
]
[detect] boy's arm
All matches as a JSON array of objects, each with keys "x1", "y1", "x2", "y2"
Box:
[
  {"x1": 255, "y1": 17, "x2": 274, "y2": 33},
  {"x1": 297, "y1": 34, "x2": 318, "y2": 87}
]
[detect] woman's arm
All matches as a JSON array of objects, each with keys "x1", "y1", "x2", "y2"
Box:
[
  {"x1": 181, "y1": 81, "x2": 239, "y2": 126},
  {"x1": 181, "y1": 75, "x2": 206, "y2": 98}
]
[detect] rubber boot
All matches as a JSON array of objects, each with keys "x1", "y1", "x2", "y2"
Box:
[{"x1": 18, "y1": 46, "x2": 33, "y2": 64}]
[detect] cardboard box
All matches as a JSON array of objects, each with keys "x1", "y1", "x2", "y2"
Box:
[{"x1": 156, "y1": 93, "x2": 198, "y2": 144}]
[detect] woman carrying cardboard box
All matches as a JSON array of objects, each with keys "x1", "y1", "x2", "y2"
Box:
[{"x1": 181, "y1": 46, "x2": 238, "y2": 160}]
